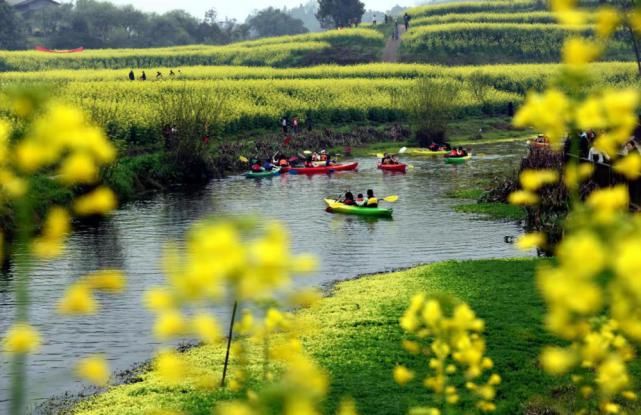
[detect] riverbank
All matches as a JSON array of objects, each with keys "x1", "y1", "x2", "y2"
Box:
[{"x1": 66, "y1": 258, "x2": 605, "y2": 415}]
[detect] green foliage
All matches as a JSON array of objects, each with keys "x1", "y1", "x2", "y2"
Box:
[
  {"x1": 401, "y1": 23, "x2": 633, "y2": 64},
  {"x1": 0, "y1": 28, "x2": 383, "y2": 70},
  {"x1": 404, "y1": 77, "x2": 461, "y2": 145},
  {"x1": 316, "y1": 0, "x2": 366, "y2": 28},
  {"x1": 0, "y1": 1, "x2": 25, "y2": 50},
  {"x1": 247, "y1": 7, "x2": 308, "y2": 38}
]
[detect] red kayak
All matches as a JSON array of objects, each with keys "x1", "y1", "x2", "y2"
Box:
[
  {"x1": 378, "y1": 163, "x2": 407, "y2": 173},
  {"x1": 283, "y1": 162, "x2": 359, "y2": 175}
]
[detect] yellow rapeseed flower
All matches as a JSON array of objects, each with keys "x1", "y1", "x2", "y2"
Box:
[
  {"x1": 508, "y1": 190, "x2": 539, "y2": 206},
  {"x1": 562, "y1": 37, "x2": 601, "y2": 66},
  {"x1": 75, "y1": 355, "x2": 110, "y2": 386},
  {"x1": 0, "y1": 119, "x2": 10, "y2": 160},
  {"x1": 144, "y1": 287, "x2": 176, "y2": 312},
  {"x1": 555, "y1": 9, "x2": 588, "y2": 29},
  {"x1": 402, "y1": 339, "x2": 422, "y2": 355},
  {"x1": 556, "y1": 232, "x2": 606, "y2": 279},
  {"x1": 85, "y1": 269, "x2": 126, "y2": 292},
  {"x1": 337, "y1": 398, "x2": 358, "y2": 415},
  {"x1": 0, "y1": 169, "x2": 27, "y2": 198},
  {"x1": 520, "y1": 169, "x2": 559, "y2": 192},
  {"x1": 58, "y1": 152, "x2": 99, "y2": 185},
  {"x1": 596, "y1": 7, "x2": 620, "y2": 38},
  {"x1": 154, "y1": 310, "x2": 187, "y2": 340},
  {"x1": 2, "y1": 323, "x2": 41, "y2": 354},
  {"x1": 394, "y1": 365, "x2": 415, "y2": 385},
  {"x1": 155, "y1": 350, "x2": 186, "y2": 385},
  {"x1": 586, "y1": 185, "x2": 629, "y2": 223},
  {"x1": 43, "y1": 207, "x2": 71, "y2": 239},
  {"x1": 613, "y1": 153, "x2": 641, "y2": 179},
  {"x1": 74, "y1": 187, "x2": 117, "y2": 216},
  {"x1": 564, "y1": 163, "x2": 594, "y2": 189},
  {"x1": 516, "y1": 232, "x2": 546, "y2": 251},
  {"x1": 596, "y1": 355, "x2": 630, "y2": 396},
  {"x1": 541, "y1": 347, "x2": 577, "y2": 375},
  {"x1": 192, "y1": 313, "x2": 221, "y2": 344},
  {"x1": 58, "y1": 284, "x2": 98, "y2": 315},
  {"x1": 629, "y1": 10, "x2": 641, "y2": 35}
]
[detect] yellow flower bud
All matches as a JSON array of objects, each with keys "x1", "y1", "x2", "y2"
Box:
[
  {"x1": 74, "y1": 187, "x2": 117, "y2": 216},
  {"x1": 393, "y1": 365, "x2": 414, "y2": 386},
  {"x1": 2, "y1": 323, "x2": 41, "y2": 354},
  {"x1": 58, "y1": 284, "x2": 98, "y2": 315},
  {"x1": 75, "y1": 355, "x2": 110, "y2": 386}
]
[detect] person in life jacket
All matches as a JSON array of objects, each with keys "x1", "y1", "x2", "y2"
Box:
[
  {"x1": 447, "y1": 148, "x2": 459, "y2": 158},
  {"x1": 320, "y1": 150, "x2": 328, "y2": 161},
  {"x1": 250, "y1": 159, "x2": 263, "y2": 172},
  {"x1": 366, "y1": 189, "x2": 378, "y2": 208},
  {"x1": 342, "y1": 192, "x2": 355, "y2": 205},
  {"x1": 381, "y1": 153, "x2": 393, "y2": 165},
  {"x1": 278, "y1": 156, "x2": 290, "y2": 167},
  {"x1": 355, "y1": 194, "x2": 366, "y2": 207},
  {"x1": 312, "y1": 152, "x2": 320, "y2": 162},
  {"x1": 262, "y1": 160, "x2": 274, "y2": 171}
]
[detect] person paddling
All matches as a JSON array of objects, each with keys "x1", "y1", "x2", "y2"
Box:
[{"x1": 366, "y1": 189, "x2": 378, "y2": 208}]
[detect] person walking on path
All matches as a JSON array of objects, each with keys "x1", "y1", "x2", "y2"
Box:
[
  {"x1": 403, "y1": 13, "x2": 411, "y2": 30},
  {"x1": 281, "y1": 116, "x2": 289, "y2": 134},
  {"x1": 128, "y1": 70, "x2": 135, "y2": 81}
]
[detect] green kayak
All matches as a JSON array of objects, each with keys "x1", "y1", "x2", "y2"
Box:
[
  {"x1": 324, "y1": 199, "x2": 393, "y2": 218},
  {"x1": 445, "y1": 155, "x2": 472, "y2": 165},
  {"x1": 245, "y1": 167, "x2": 281, "y2": 178}
]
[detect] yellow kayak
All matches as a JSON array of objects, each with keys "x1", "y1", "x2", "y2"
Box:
[{"x1": 405, "y1": 148, "x2": 449, "y2": 156}]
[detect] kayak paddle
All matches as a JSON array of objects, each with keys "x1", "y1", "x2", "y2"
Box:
[
  {"x1": 380, "y1": 195, "x2": 399, "y2": 203},
  {"x1": 399, "y1": 147, "x2": 408, "y2": 154},
  {"x1": 239, "y1": 156, "x2": 249, "y2": 163}
]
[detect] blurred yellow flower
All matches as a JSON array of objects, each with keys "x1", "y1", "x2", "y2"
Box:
[
  {"x1": 0, "y1": 169, "x2": 27, "y2": 198},
  {"x1": 629, "y1": 10, "x2": 641, "y2": 35},
  {"x1": 74, "y1": 187, "x2": 117, "y2": 216},
  {"x1": 337, "y1": 398, "x2": 358, "y2": 415},
  {"x1": 586, "y1": 185, "x2": 629, "y2": 223},
  {"x1": 562, "y1": 37, "x2": 601, "y2": 66},
  {"x1": 192, "y1": 313, "x2": 221, "y2": 344},
  {"x1": 596, "y1": 355, "x2": 630, "y2": 396},
  {"x1": 393, "y1": 365, "x2": 415, "y2": 385},
  {"x1": 516, "y1": 232, "x2": 546, "y2": 251},
  {"x1": 613, "y1": 153, "x2": 641, "y2": 179},
  {"x1": 216, "y1": 401, "x2": 256, "y2": 415},
  {"x1": 564, "y1": 163, "x2": 594, "y2": 189},
  {"x1": 2, "y1": 323, "x2": 41, "y2": 354},
  {"x1": 520, "y1": 169, "x2": 559, "y2": 192},
  {"x1": 541, "y1": 347, "x2": 576, "y2": 375},
  {"x1": 58, "y1": 284, "x2": 98, "y2": 315},
  {"x1": 75, "y1": 355, "x2": 110, "y2": 386},
  {"x1": 144, "y1": 287, "x2": 175, "y2": 312},
  {"x1": 154, "y1": 310, "x2": 187, "y2": 340},
  {"x1": 596, "y1": 7, "x2": 620, "y2": 38},
  {"x1": 155, "y1": 350, "x2": 186, "y2": 385},
  {"x1": 58, "y1": 153, "x2": 98, "y2": 185},
  {"x1": 508, "y1": 190, "x2": 539, "y2": 206},
  {"x1": 85, "y1": 270, "x2": 126, "y2": 293},
  {"x1": 556, "y1": 232, "x2": 606, "y2": 278}
]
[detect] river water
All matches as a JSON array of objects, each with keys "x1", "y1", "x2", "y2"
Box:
[{"x1": 0, "y1": 140, "x2": 532, "y2": 411}]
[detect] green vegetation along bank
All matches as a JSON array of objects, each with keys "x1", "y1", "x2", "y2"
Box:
[{"x1": 69, "y1": 258, "x2": 632, "y2": 415}]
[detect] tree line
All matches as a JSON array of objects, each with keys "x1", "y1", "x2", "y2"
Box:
[{"x1": 0, "y1": 0, "x2": 379, "y2": 51}]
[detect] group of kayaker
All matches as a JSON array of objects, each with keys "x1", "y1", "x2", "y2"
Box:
[
  {"x1": 445, "y1": 147, "x2": 469, "y2": 158},
  {"x1": 340, "y1": 189, "x2": 378, "y2": 208},
  {"x1": 428, "y1": 142, "x2": 451, "y2": 152},
  {"x1": 380, "y1": 153, "x2": 401, "y2": 165}
]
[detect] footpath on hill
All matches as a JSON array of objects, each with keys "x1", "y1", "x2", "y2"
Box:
[{"x1": 382, "y1": 24, "x2": 406, "y2": 63}]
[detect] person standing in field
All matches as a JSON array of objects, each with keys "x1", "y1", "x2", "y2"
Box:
[
  {"x1": 128, "y1": 70, "x2": 135, "y2": 81},
  {"x1": 306, "y1": 112, "x2": 313, "y2": 132},
  {"x1": 281, "y1": 116, "x2": 288, "y2": 134},
  {"x1": 141, "y1": 71, "x2": 147, "y2": 81},
  {"x1": 404, "y1": 13, "x2": 411, "y2": 30},
  {"x1": 394, "y1": 20, "x2": 399, "y2": 40},
  {"x1": 293, "y1": 116, "x2": 299, "y2": 134}
]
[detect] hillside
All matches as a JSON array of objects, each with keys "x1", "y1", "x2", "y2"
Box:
[
  {"x1": 0, "y1": 29, "x2": 384, "y2": 71},
  {"x1": 401, "y1": 0, "x2": 634, "y2": 64}
]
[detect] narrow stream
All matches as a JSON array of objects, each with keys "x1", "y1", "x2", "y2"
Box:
[{"x1": 0, "y1": 140, "x2": 532, "y2": 411}]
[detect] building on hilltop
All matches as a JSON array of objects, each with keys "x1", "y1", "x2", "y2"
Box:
[{"x1": 7, "y1": 0, "x2": 60, "y2": 14}]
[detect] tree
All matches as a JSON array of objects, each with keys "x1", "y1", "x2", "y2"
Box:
[
  {"x1": 316, "y1": 0, "x2": 365, "y2": 29},
  {"x1": 285, "y1": 1, "x2": 321, "y2": 32},
  {"x1": 247, "y1": 7, "x2": 308, "y2": 38},
  {"x1": 0, "y1": 1, "x2": 26, "y2": 50},
  {"x1": 404, "y1": 78, "x2": 461, "y2": 146}
]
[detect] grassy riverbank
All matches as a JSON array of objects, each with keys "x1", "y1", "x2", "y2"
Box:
[{"x1": 70, "y1": 258, "x2": 606, "y2": 415}]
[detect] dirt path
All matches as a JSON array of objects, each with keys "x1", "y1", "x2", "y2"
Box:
[{"x1": 381, "y1": 25, "x2": 406, "y2": 63}]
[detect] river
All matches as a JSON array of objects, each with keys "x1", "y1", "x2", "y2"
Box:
[{"x1": 0, "y1": 140, "x2": 532, "y2": 412}]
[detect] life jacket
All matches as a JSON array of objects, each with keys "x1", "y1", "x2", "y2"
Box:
[
  {"x1": 367, "y1": 197, "x2": 378, "y2": 207},
  {"x1": 356, "y1": 197, "x2": 365, "y2": 206},
  {"x1": 448, "y1": 150, "x2": 458, "y2": 157},
  {"x1": 251, "y1": 164, "x2": 262, "y2": 172},
  {"x1": 279, "y1": 159, "x2": 289, "y2": 167},
  {"x1": 320, "y1": 154, "x2": 328, "y2": 161}
]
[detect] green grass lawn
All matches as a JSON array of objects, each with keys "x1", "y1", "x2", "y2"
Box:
[{"x1": 72, "y1": 258, "x2": 605, "y2": 415}]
